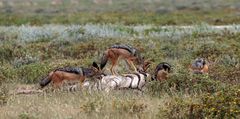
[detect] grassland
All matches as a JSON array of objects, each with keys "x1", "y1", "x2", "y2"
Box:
[
  {"x1": 0, "y1": 24, "x2": 239, "y2": 118},
  {"x1": 0, "y1": 0, "x2": 240, "y2": 25},
  {"x1": 0, "y1": 0, "x2": 240, "y2": 118}
]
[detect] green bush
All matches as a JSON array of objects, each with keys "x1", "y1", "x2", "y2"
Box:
[
  {"x1": 147, "y1": 68, "x2": 226, "y2": 97},
  {"x1": 190, "y1": 87, "x2": 240, "y2": 118},
  {"x1": 193, "y1": 43, "x2": 224, "y2": 60},
  {"x1": 16, "y1": 63, "x2": 51, "y2": 84},
  {"x1": 18, "y1": 113, "x2": 37, "y2": 119},
  {"x1": 209, "y1": 65, "x2": 240, "y2": 84},
  {"x1": 156, "y1": 87, "x2": 240, "y2": 119},
  {"x1": 0, "y1": 64, "x2": 17, "y2": 82},
  {"x1": 0, "y1": 79, "x2": 8, "y2": 106},
  {"x1": 79, "y1": 95, "x2": 105, "y2": 114},
  {"x1": 0, "y1": 45, "x2": 14, "y2": 62},
  {"x1": 112, "y1": 99, "x2": 147, "y2": 114},
  {"x1": 156, "y1": 96, "x2": 192, "y2": 118}
]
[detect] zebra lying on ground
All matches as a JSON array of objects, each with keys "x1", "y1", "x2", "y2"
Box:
[
  {"x1": 67, "y1": 61, "x2": 151, "y2": 92},
  {"x1": 66, "y1": 72, "x2": 150, "y2": 92},
  {"x1": 100, "y1": 71, "x2": 150, "y2": 92}
]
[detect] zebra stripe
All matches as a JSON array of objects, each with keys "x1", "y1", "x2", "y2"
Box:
[
  {"x1": 125, "y1": 75, "x2": 134, "y2": 88},
  {"x1": 133, "y1": 73, "x2": 141, "y2": 88},
  {"x1": 138, "y1": 71, "x2": 147, "y2": 78},
  {"x1": 112, "y1": 79, "x2": 118, "y2": 87},
  {"x1": 64, "y1": 72, "x2": 150, "y2": 92}
]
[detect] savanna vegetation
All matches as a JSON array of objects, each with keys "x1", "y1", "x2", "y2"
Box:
[
  {"x1": 0, "y1": 0, "x2": 240, "y2": 25},
  {"x1": 0, "y1": 0, "x2": 239, "y2": 119}
]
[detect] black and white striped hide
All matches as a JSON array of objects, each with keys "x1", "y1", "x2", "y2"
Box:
[
  {"x1": 100, "y1": 72, "x2": 150, "y2": 92},
  {"x1": 64, "y1": 80, "x2": 101, "y2": 92},
  {"x1": 65, "y1": 72, "x2": 150, "y2": 92}
]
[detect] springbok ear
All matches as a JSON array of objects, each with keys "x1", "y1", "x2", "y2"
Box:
[{"x1": 92, "y1": 62, "x2": 99, "y2": 70}]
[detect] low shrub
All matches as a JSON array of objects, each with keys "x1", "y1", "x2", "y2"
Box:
[
  {"x1": 0, "y1": 80, "x2": 8, "y2": 106},
  {"x1": 80, "y1": 97, "x2": 105, "y2": 114},
  {"x1": 18, "y1": 113, "x2": 37, "y2": 119},
  {"x1": 16, "y1": 63, "x2": 51, "y2": 84},
  {"x1": 190, "y1": 86, "x2": 240, "y2": 118},
  {"x1": 156, "y1": 96, "x2": 193, "y2": 118},
  {"x1": 146, "y1": 68, "x2": 226, "y2": 97},
  {"x1": 111, "y1": 98, "x2": 147, "y2": 114},
  {"x1": 156, "y1": 86, "x2": 240, "y2": 119}
]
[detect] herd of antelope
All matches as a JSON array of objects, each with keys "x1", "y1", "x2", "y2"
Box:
[{"x1": 39, "y1": 44, "x2": 209, "y2": 92}]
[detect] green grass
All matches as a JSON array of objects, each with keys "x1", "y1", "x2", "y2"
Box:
[
  {"x1": 0, "y1": 0, "x2": 240, "y2": 117},
  {"x1": 0, "y1": 0, "x2": 240, "y2": 25},
  {"x1": 0, "y1": 11, "x2": 240, "y2": 26}
]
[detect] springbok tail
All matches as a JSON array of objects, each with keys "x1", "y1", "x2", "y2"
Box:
[
  {"x1": 100, "y1": 52, "x2": 108, "y2": 70},
  {"x1": 39, "y1": 72, "x2": 53, "y2": 88}
]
